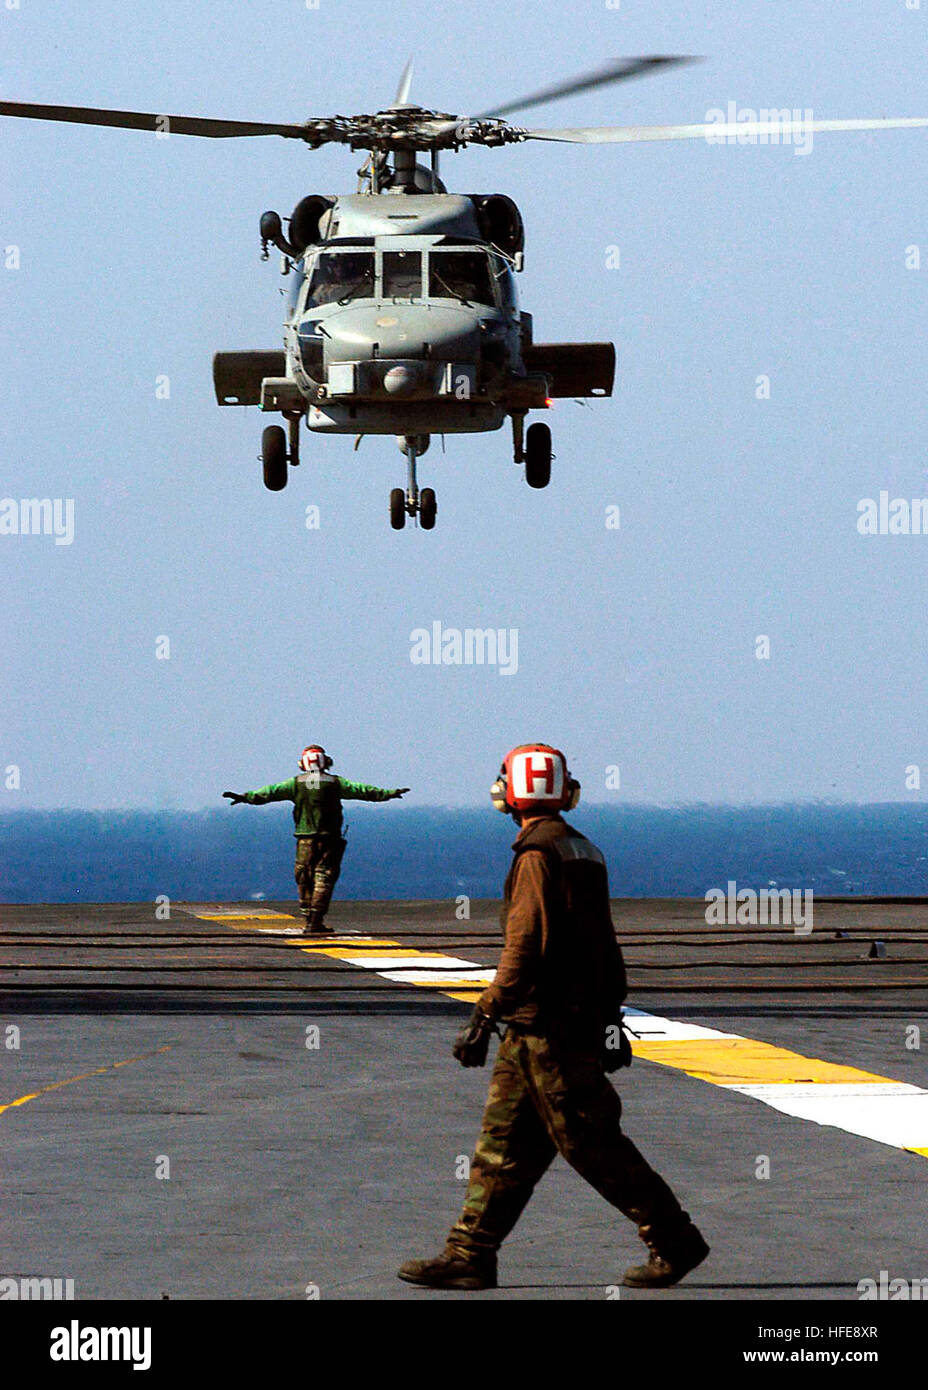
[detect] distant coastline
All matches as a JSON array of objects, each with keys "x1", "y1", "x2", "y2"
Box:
[{"x1": 2, "y1": 804, "x2": 926, "y2": 904}]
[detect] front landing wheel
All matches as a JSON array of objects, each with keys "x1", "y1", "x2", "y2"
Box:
[
  {"x1": 262, "y1": 426, "x2": 288, "y2": 491},
  {"x1": 419, "y1": 488, "x2": 437, "y2": 530},
  {"x1": 524, "y1": 422, "x2": 552, "y2": 489},
  {"x1": 390, "y1": 487, "x2": 406, "y2": 529}
]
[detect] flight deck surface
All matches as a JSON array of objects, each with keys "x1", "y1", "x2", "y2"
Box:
[{"x1": 1, "y1": 898, "x2": 926, "y2": 1300}]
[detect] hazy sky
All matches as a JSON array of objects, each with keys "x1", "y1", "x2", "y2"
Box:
[{"x1": 2, "y1": 0, "x2": 927, "y2": 810}]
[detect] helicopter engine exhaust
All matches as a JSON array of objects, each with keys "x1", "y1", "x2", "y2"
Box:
[
  {"x1": 469, "y1": 195, "x2": 524, "y2": 258},
  {"x1": 289, "y1": 195, "x2": 334, "y2": 255}
]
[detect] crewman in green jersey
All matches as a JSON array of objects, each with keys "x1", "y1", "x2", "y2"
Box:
[{"x1": 224, "y1": 744, "x2": 408, "y2": 933}]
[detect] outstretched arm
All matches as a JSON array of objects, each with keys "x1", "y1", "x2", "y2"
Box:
[
  {"x1": 336, "y1": 779, "x2": 409, "y2": 802},
  {"x1": 223, "y1": 779, "x2": 298, "y2": 806}
]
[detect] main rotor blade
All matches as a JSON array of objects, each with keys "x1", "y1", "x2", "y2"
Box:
[
  {"x1": 393, "y1": 57, "x2": 414, "y2": 107},
  {"x1": 522, "y1": 115, "x2": 928, "y2": 144},
  {"x1": 0, "y1": 100, "x2": 308, "y2": 139},
  {"x1": 474, "y1": 56, "x2": 699, "y2": 120}
]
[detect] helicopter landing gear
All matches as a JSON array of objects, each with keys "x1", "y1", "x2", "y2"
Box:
[
  {"x1": 511, "y1": 411, "x2": 526, "y2": 465},
  {"x1": 262, "y1": 425, "x2": 288, "y2": 491},
  {"x1": 262, "y1": 414, "x2": 303, "y2": 491},
  {"x1": 391, "y1": 435, "x2": 436, "y2": 529},
  {"x1": 524, "y1": 421, "x2": 552, "y2": 489},
  {"x1": 286, "y1": 412, "x2": 301, "y2": 468},
  {"x1": 419, "y1": 487, "x2": 437, "y2": 530}
]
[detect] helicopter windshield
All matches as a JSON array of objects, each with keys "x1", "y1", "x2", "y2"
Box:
[
  {"x1": 429, "y1": 251, "x2": 495, "y2": 307},
  {"x1": 306, "y1": 252, "x2": 374, "y2": 308},
  {"x1": 382, "y1": 250, "x2": 422, "y2": 298}
]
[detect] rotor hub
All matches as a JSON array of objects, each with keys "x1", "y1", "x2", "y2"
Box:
[{"x1": 297, "y1": 109, "x2": 521, "y2": 154}]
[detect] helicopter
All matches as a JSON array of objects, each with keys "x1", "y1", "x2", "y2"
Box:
[{"x1": 3, "y1": 58, "x2": 927, "y2": 529}]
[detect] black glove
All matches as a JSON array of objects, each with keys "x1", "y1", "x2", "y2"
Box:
[
  {"x1": 603, "y1": 1018, "x2": 633, "y2": 1073},
  {"x1": 452, "y1": 1007, "x2": 495, "y2": 1067},
  {"x1": 394, "y1": 788, "x2": 410, "y2": 797},
  {"x1": 223, "y1": 791, "x2": 246, "y2": 806}
]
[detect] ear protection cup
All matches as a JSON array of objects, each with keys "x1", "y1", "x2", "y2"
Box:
[{"x1": 490, "y1": 771, "x2": 510, "y2": 813}]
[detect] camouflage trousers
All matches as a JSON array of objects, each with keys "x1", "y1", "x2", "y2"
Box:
[
  {"x1": 294, "y1": 835, "x2": 346, "y2": 916},
  {"x1": 446, "y1": 1027, "x2": 688, "y2": 1260}
]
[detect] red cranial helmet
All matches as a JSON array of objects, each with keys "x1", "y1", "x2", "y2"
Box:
[
  {"x1": 490, "y1": 744, "x2": 580, "y2": 816},
  {"x1": 299, "y1": 745, "x2": 332, "y2": 772}
]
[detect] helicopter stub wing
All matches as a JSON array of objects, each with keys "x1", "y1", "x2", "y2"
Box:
[
  {"x1": 213, "y1": 351, "x2": 286, "y2": 406},
  {"x1": 214, "y1": 346, "x2": 616, "y2": 407},
  {"x1": 522, "y1": 342, "x2": 615, "y2": 398}
]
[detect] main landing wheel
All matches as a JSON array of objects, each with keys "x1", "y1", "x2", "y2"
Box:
[
  {"x1": 390, "y1": 487, "x2": 406, "y2": 530},
  {"x1": 391, "y1": 435, "x2": 437, "y2": 530},
  {"x1": 262, "y1": 425, "x2": 288, "y2": 491},
  {"x1": 525, "y1": 422, "x2": 552, "y2": 489},
  {"x1": 419, "y1": 488, "x2": 437, "y2": 530}
]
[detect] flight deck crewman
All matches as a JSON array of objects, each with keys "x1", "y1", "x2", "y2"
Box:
[
  {"x1": 223, "y1": 745, "x2": 408, "y2": 934},
  {"x1": 398, "y1": 743, "x2": 709, "y2": 1291}
]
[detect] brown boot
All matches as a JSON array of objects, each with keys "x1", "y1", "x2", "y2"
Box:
[
  {"x1": 398, "y1": 1250, "x2": 497, "y2": 1290},
  {"x1": 303, "y1": 909, "x2": 333, "y2": 935},
  {"x1": 623, "y1": 1222, "x2": 709, "y2": 1288}
]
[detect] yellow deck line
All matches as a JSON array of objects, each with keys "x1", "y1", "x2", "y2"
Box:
[
  {"x1": 194, "y1": 911, "x2": 298, "y2": 921},
  {"x1": 190, "y1": 907, "x2": 489, "y2": 1002},
  {"x1": 299, "y1": 939, "x2": 412, "y2": 956},
  {"x1": 304, "y1": 946, "x2": 451, "y2": 959},
  {"x1": 188, "y1": 908, "x2": 928, "y2": 1158},
  {"x1": 631, "y1": 1038, "x2": 898, "y2": 1087},
  {"x1": 0, "y1": 1044, "x2": 173, "y2": 1117}
]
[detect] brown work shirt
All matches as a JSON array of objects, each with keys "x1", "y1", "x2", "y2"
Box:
[{"x1": 477, "y1": 815, "x2": 627, "y2": 1039}]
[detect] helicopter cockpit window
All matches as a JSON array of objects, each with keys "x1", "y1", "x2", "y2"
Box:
[
  {"x1": 382, "y1": 251, "x2": 422, "y2": 298},
  {"x1": 490, "y1": 254, "x2": 517, "y2": 312},
  {"x1": 428, "y1": 251, "x2": 495, "y2": 308},
  {"x1": 305, "y1": 252, "x2": 374, "y2": 308},
  {"x1": 286, "y1": 268, "x2": 305, "y2": 318}
]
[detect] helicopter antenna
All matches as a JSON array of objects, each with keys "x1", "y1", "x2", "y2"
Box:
[
  {"x1": 357, "y1": 56, "x2": 415, "y2": 193},
  {"x1": 394, "y1": 57, "x2": 414, "y2": 107}
]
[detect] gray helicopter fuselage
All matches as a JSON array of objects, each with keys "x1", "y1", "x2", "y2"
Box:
[
  {"x1": 213, "y1": 178, "x2": 614, "y2": 521},
  {"x1": 282, "y1": 194, "x2": 520, "y2": 435}
]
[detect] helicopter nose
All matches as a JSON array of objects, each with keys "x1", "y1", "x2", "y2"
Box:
[{"x1": 322, "y1": 305, "x2": 480, "y2": 363}]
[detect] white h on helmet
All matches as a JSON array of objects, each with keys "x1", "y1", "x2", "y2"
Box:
[
  {"x1": 299, "y1": 745, "x2": 332, "y2": 772},
  {"x1": 490, "y1": 744, "x2": 581, "y2": 815}
]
